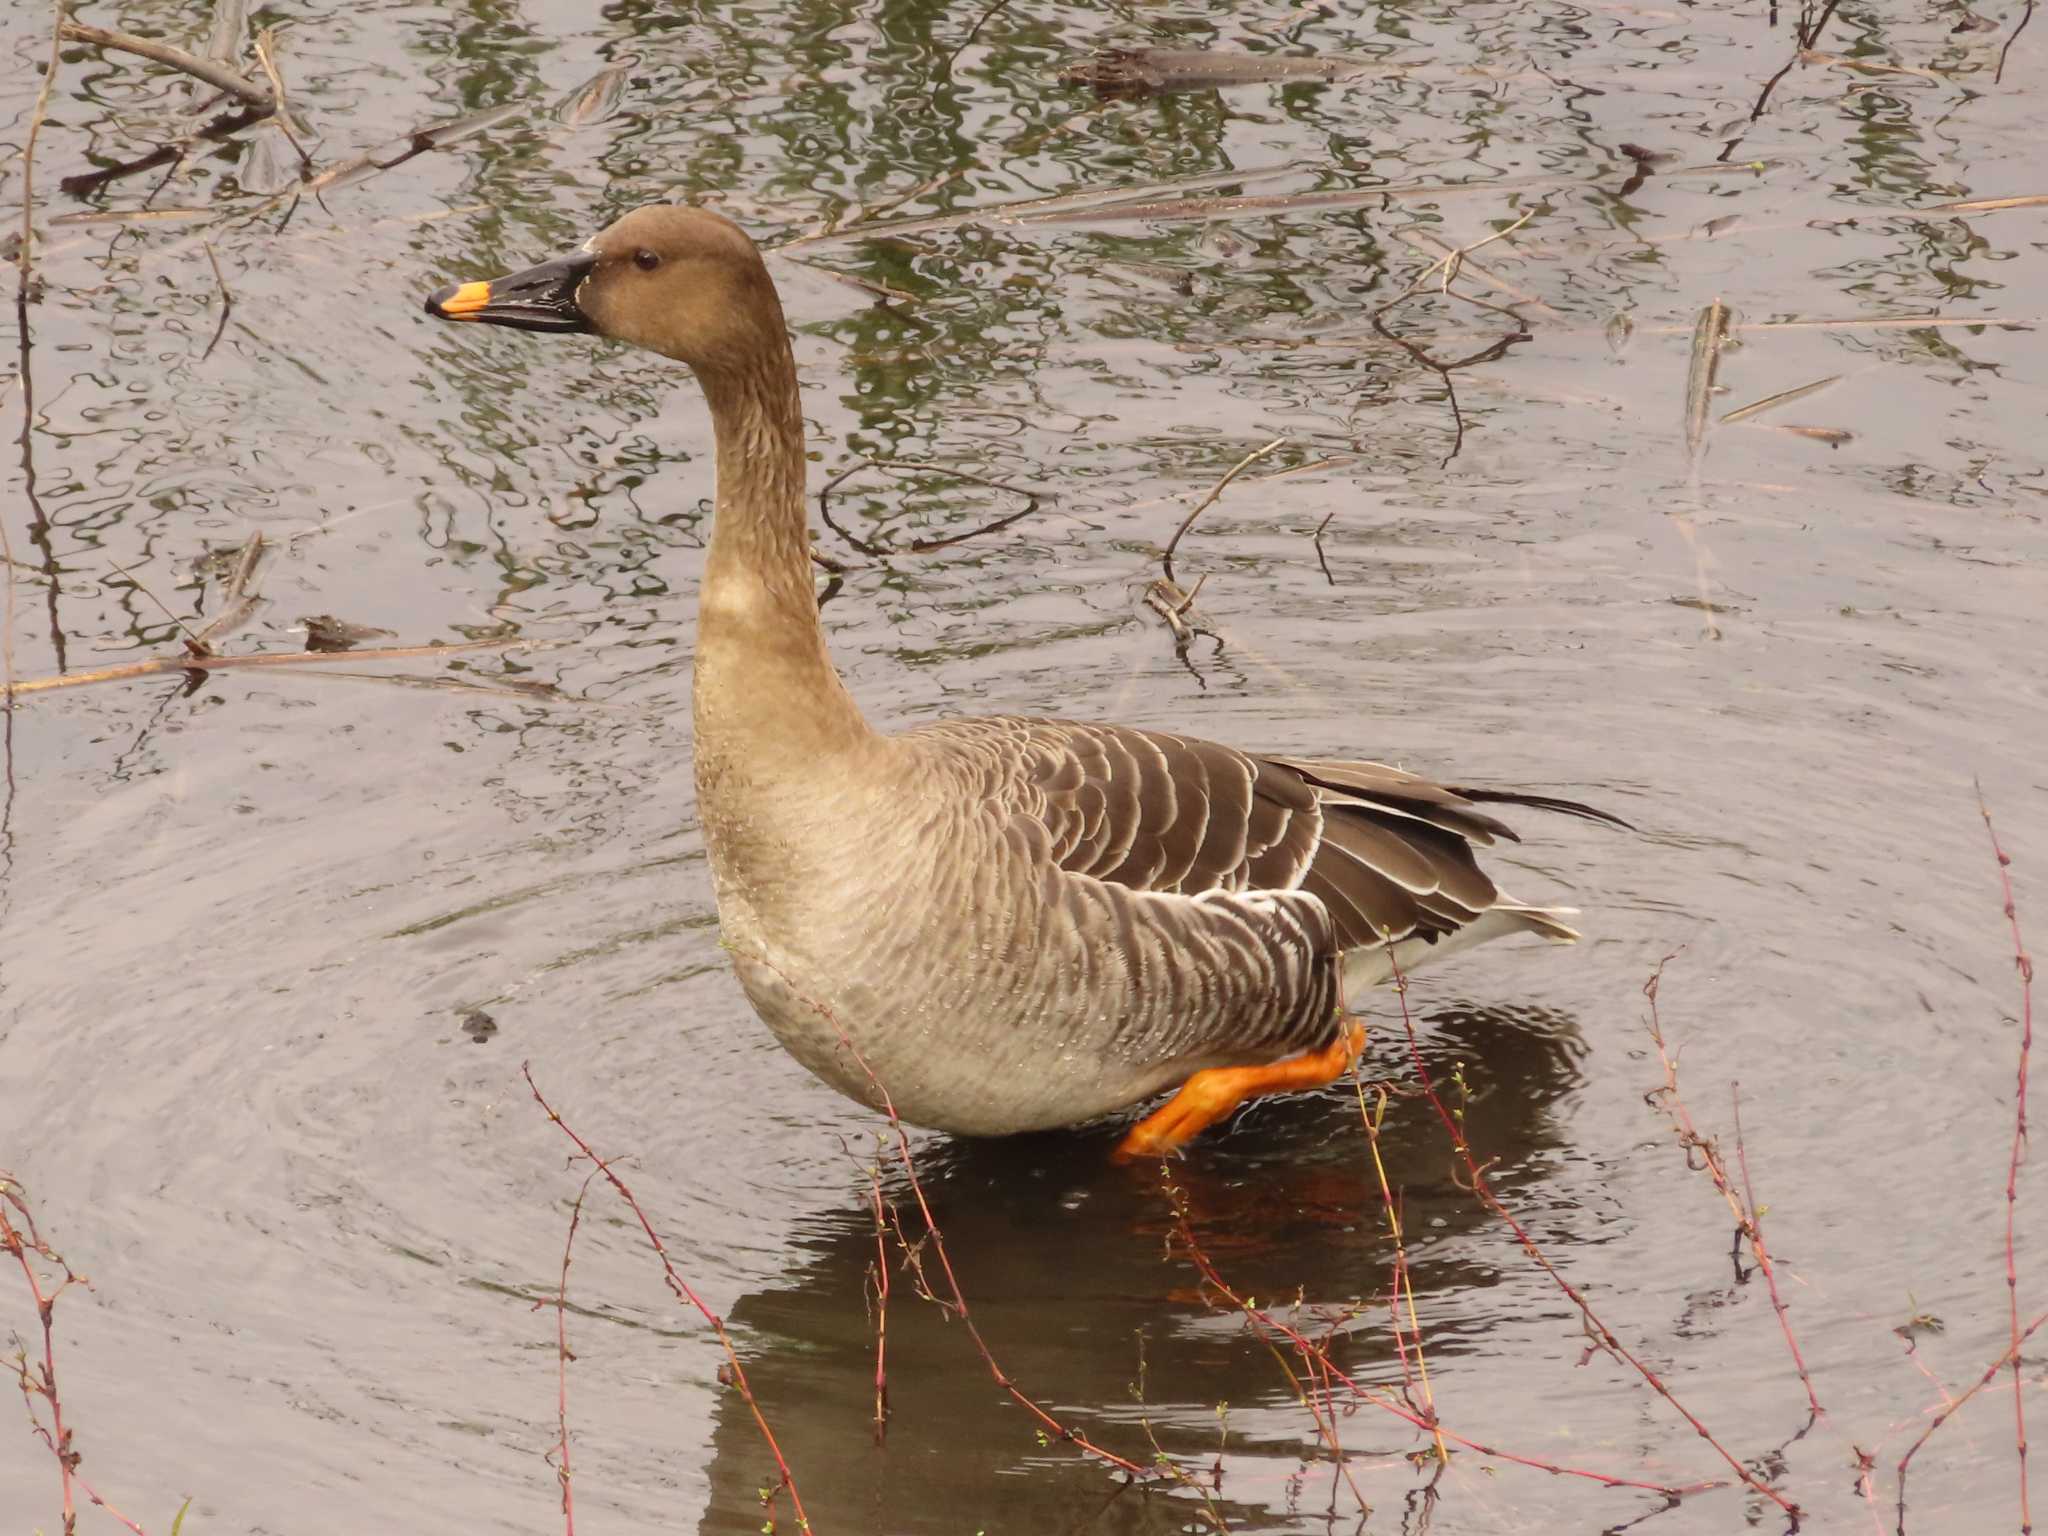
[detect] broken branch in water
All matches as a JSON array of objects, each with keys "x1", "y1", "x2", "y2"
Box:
[
  {"x1": 1369, "y1": 213, "x2": 1539, "y2": 466},
  {"x1": 4, "y1": 636, "x2": 538, "y2": 698},
  {"x1": 187, "y1": 532, "x2": 266, "y2": 653},
  {"x1": 59, "y1": 19, "x2": 275, "y2": 111},
  {"x1": 1159, "y1": 436, "x2": 1286, "y2": 586},
  {"x1": 250, "y1": 27, "x2": 314, "y2": 173}
]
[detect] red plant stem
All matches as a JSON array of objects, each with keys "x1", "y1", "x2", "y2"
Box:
[
  {"x1": 745, "y1": 955, "x2": 1148, "y2": 1481},
  {"x1": 863, "y1": 1152, "x2": 891, "y2": 1444},
  {"x1": 521, "y1": 1067, "x2": 813, "y2": 1533},
  {"x1": 551, "y1": 1167, "x2": 601, "y2": 1536},
  {"x1": 1386, "y1": 952, "x2": 1801, "y2": 1519},
  {"x1": 1, "y1": 1179, "x2": 147, "y2": 1536},
  {"x1": 1978, "y1": 787, "x2": 2034, "y2": 1535},
  {"x1": 1166, "y1": 1182, "x2": 1707, "y2": 1499},
  {"x1": 1730, "y1": 1084, "x2": 1822, "y2": 1420},
  {"x1": 1897, "y1": 1308, "x2": 2048, "y2": 1529},
  {"x1": 4, "y1": 1178, "x2": 79, "y2": 1536},
  {"x1": 1643, "y1": 954, "x2": 1824, "y2": 1425}
]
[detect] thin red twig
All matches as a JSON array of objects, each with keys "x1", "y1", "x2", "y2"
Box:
[
  {"x1": 547, "y1": 1166, "x2": 602, "y2": 1536},
  {"x1": 740, "y1": 952, "x2": 1149, "y2": 1480},
  {"x1": 1642, "y1": 954, "x2": 1823, "y2": 1424},
  {"x1": 1163, "y1": 1174, "x2": 1708, "y2": 1499},
  {"x1": 1387, "y1": 950, "x2": 1802, "y2": 1518},
  {"x1": 521, "y1": 1067, "x2": 813, "y2": 1533},
  {"x1": 862, "y1": 1144, "x2": 891, "y2": 1443},
  {"x1": 1897, "y1": 1309, "x2": 2048, "y2": 1530},
  {"x1": 1978, "y1": 786, "x2": 2034, "y2": 1534},
  {"x1": 1, "y1": 1176, "x2": 147, "y2": 1536},
  {"x1": 1732, "y1": 1083, "x2": 1823, "y2": 1420}
]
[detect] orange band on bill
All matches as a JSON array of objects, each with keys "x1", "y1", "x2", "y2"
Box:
[{"x1": 436, "y1": 280, "x2": 493, "y2": 316}]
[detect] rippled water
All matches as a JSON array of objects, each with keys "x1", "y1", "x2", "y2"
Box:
[{"x1": 3, "y1": 1, "x2": 2044, "y2": 1531}]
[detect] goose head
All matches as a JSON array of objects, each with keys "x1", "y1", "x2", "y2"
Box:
[{"x1": 423, "y1": 204, "x2": 782, "y2": 375}]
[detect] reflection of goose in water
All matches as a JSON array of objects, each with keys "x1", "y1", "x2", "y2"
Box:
[
  {"x1": 685, "y1": 1004, "x2": 1586, "y2": 1534},
  {"x1": 423, "y1": 205, "x2": 1623, "y2": 1160}
]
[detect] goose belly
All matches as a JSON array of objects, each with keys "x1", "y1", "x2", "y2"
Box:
[{"x1": 723, "y1": 936, "x2": 1190, "y2": 1135}]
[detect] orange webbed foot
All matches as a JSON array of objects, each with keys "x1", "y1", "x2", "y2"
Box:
[{"x1": 1111, "y1": 1019, "x2": 1368, "y2": 1162}]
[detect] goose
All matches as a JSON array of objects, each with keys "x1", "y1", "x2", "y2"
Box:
[{"x1": 423, "y1": 204, "x2": 1624, "y2": 1159}]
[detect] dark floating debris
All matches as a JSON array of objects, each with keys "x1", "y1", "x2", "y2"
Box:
[
  {"x1": 302, "y1": 614, "x2": 399, "y2": 652},
  {"x1": 1062, "y1": 45, "x2": 1380, "y2": 100}
]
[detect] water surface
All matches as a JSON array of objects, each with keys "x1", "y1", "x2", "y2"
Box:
[{"x1": 3, "y1": 1, "x2": 2044, "y2": 1531}]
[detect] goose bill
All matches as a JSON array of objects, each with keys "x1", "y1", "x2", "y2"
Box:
[{"x1": 423, "y1": 250, "x2": 596, "y2": 333}]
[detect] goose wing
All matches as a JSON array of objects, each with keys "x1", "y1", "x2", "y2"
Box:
[{"x1": 942, "y1": 717, "x2": 1613, "y2": 951}]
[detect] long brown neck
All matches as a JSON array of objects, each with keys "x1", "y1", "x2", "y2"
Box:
[{"x1": 693, "y1": 333, "x2": 870, "y2": 791}]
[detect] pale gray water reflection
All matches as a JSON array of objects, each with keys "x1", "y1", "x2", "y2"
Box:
[{"x1": 2, "y1": 0, "x2": 2044, "y2": 1531}]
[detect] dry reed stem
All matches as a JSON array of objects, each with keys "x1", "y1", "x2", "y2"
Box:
[
  {"x1": 1159, "y1": 437, "x2": 1286, "y2": 586},
  {"x1": 1642, "y1": 955, "x2": 1823, "y2": 1423},
  {"x1": 1384, "y1": 947, "x2": 1802, "y2": 1517},
  {"x1": 548, "y1": 1166, "x2": 602, "y2": 1536},
  {"x1": 4, "y1": 636, "x2": 537, "y2": 697},
  {"x1": 1977, "y1": 785, "x2": 2034, "y2": 1533},
  {"x1": 1353, "y1": 1079, "x2": 1447, "y2": 1463},
  {"x1": 1161, "y1": 1172, "x2": 1703, "y2": 1499},
  {"x1": 1, "y1": 1176, "x2": 148, "y2": 1536},
  {"x1": 58, "y1": 20, "x2": 273, "y2": 110},
  {"x1": 521, "y1": 1067, "x2": 813, "y2": 1533},
  {"x1": 738, "y1": 949, "x2": 1150, "y2": 1481}
]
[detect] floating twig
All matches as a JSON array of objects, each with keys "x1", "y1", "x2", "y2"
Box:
[
  {"x1": 1683, "y1": 298, "x2": 1730, "y2": 463},
  {"x1": 1720, "y1": 374, "x2": 1840, "y2": 424},
  {"x1": 1311, "y1": 510, "x2": 1337, "y2": 586},
  {"x1": 58, "y1": 20, "x2": 275, "y2": 111},
  {"x1": 251, "y1": 27, "x2": 314, "y2": 172},
  {"x1": 4, "y1": 636, "x2": 539, "y2": 698},
  {"x1": 188, "y1": 532, "x2": 266, "y2": 653}
]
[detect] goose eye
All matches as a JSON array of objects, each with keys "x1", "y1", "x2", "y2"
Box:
[{"x1": 633, "y1": 249, "x2": 661, "y2": 272}]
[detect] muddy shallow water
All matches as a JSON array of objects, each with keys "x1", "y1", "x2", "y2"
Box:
[{"x1": 3, "y1": 0, "x2": 2045, "y2": 1531}]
